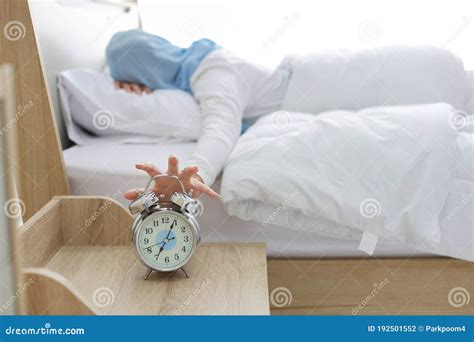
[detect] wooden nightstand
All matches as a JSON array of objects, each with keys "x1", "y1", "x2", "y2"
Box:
[{"x1": 17, "y1": 197, "x2": 270, "y2": 315}]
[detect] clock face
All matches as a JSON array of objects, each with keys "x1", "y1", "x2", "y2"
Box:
[{"x1": 136, "y1": 210, "x2": 196, "y2": 271}]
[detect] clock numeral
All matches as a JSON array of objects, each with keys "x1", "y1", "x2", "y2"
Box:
[
  {"x1": 153, "y1": 220, "x2": 159, "y2": 227},
  {"x1": 164, "y1": 256, "x2": 170, "y2": 263},
  {"x1": 181, "y1": 227, "x2": 186, "y2": 233},
  {"x1": 181, "y1": 246, "x2": 186, "y2": 252},
  {"x1": 183, "y1": 236, "x2": 189, "y2": 243},
  {"x1": 172, "y1": 219, "x2": 178, "y2": 226},
  {"x1": 145, "y1": 228, "x2": 153, "y2": 234},
  {"x1": 144, "y1": 238, "x2": 149, "y2": 244},
  {"x1": 154, "y1": 254, "x2": 159, "y2": 260},
  {"x1": 174, "y1": 253, "x2": 180, "y2": 260},
  {"x1": 162, "y1": 217, "x2": 170, "y2": 224},
  {"x1": 147, "y1": 247, "x2": 152, "y2": 254}
]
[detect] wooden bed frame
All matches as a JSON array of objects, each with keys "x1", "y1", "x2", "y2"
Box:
[{"x1": 1, "y1": 0, "x2": 472, "y2": 315}]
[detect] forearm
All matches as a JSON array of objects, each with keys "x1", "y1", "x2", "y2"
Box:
[
  {"x1": 187, "y1": 134, "x2": 239, "y2": 185},
  {"x1": 187, "y1": 100, "x2": 242, "y2": 185},
  {"x1": 187, "y1": 51, "x2": 248, "y2": 185}
]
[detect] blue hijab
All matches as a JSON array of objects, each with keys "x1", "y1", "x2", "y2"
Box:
[{"x1": 106, "y1": 29, "x2": 219, "y2": 93}]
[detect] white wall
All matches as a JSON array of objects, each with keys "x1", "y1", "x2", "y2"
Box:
[{"x1": 139, "y1": 0, "x2": 474, "y2": 69}]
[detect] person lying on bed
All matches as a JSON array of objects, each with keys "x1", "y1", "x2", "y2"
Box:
[{"x1": 106, "y1": 29, "x2": 290, "y2": 200}]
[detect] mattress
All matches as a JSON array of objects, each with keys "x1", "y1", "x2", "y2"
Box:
[{"x1": 63, "y1": 142, "x2": 434, "y2": 258}]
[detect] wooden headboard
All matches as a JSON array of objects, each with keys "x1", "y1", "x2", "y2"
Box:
[{"x1": 0, "y1": 0, "x2": 69, "y2": 221}]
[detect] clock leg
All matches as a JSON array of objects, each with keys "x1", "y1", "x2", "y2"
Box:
[
  {"x1": 180, "y1": 267, "x2": 190, "y2": 278},
  {"x1": 144, "y1": 268, "x2": 153, "y2": 280}
]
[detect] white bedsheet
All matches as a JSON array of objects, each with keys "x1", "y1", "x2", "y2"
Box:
[{"x1": 64, "y1": 142, "x2": 467, "y2": 258}]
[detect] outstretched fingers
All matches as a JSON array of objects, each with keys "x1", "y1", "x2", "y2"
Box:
[
  {"x1": 167, "y1": 155, "x2": 179, "y2": 176},
  {"x1": 136, "y1": 162, "x2": 162, "y2": 177},
  {"x1": 124, "y1": 188, "x2": 145, "y2": 200},
  {"x1": 191, "y1": 178, "x2": 219, "y2": 198},
  {"x1": 180, "y1": 166, "x2": 198, "y2": 193},
  {"x1": 129, "y1": 161, "x2": 219, "y2": 200},
  {"x1": 181, "y1": 166, "x2": 198, "y2": 180}
]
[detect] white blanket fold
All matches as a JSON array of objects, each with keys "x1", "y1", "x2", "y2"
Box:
[{"x1": 221, "y1": 103, "x2": 459, "y2": 254}]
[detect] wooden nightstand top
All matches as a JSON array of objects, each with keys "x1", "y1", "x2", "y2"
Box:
[
  {"x1": 45, "y1": 242, "x2": 270, "y2": 315},
  {"x1": 18, "y1": 197, "x2": 269, "y2": 315}
]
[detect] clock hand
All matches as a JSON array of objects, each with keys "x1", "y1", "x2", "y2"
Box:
[
  {"x1": 165, "y1": 221, "x2": 176, "y2": 240},
  {"x1": 142, "y1": 221, "x2": 178, "y2": 251},
  {"x1": 161, "y1": 236, "x2": 175, "y2": 245},
  {"x1": 155, "y1": 236, "x2": 175, "y2": 258},
  {"x1": 142, "y1": 240, "x2": 165, "y2": 250},
  {"x1": 142, "y1": 237, "x2": 175, "y2": 250},
  {"x1": 153, "y1": 230, "x2": 177, "y2": 259},
  {"x1": 156, "y1": 246, "x2": 164, "y2": 258},
  {"x1": 155, "y1": 235, "x2": 175, "y2": 260}
]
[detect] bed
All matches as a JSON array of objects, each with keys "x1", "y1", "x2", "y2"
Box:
[
  {"x1": 60, "y1": 47, "x2": 473, "y2": 261},
  {"x1": 62, "y1": 107, "x2": 474, "y2": 261},
  {"x1": 11, "y1": 0, "x2": 472, "y2": 315},
  {"x1": 63, "y1": 142, "x2": 432, "y2": 258}
]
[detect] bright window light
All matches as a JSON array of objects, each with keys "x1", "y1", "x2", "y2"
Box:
[{"x1": 139, "y1": 0, "x2": 474, "y2": 69}]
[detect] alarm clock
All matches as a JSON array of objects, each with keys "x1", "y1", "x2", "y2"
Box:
[{"x1": 129, "y1": 175, "x2": 203, "y2": 280}]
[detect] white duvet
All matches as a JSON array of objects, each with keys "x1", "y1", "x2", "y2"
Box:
[
  {"x1": 220, "y1": 103, "x2": 473, "y2": 260},
  {"x1": 281, "y1": 46, "x2": 471, "y2": 113}
]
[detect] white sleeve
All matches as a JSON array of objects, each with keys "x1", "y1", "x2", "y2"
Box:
[{"x1": 187, "y1": 61, "x2": 247, "y2": 185}]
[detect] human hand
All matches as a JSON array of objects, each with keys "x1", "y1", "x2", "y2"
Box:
[
  {"x1": 124, "y1": 155, "x2": 219, "y2": 201},
  {"x1": 114, "y1": 80, "x2": 152, "y2": 95}
]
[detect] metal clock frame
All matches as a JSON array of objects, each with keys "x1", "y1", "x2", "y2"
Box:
[{"x1": 129, "y1": 175, "x2": 202, "y2": 280}]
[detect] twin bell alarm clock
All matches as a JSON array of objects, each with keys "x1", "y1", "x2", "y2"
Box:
[{"x1": 129, "y1": 175, "x2": 203, "y2": 280}]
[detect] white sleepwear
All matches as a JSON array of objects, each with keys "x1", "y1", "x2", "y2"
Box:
[{"x1": 187, "y1": 49, "x2": 290, "y2": 185}]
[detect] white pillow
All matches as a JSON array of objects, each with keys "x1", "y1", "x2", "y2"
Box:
[{"x1": 58, "y1": 69, "x2": 202, "y2": 145}]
